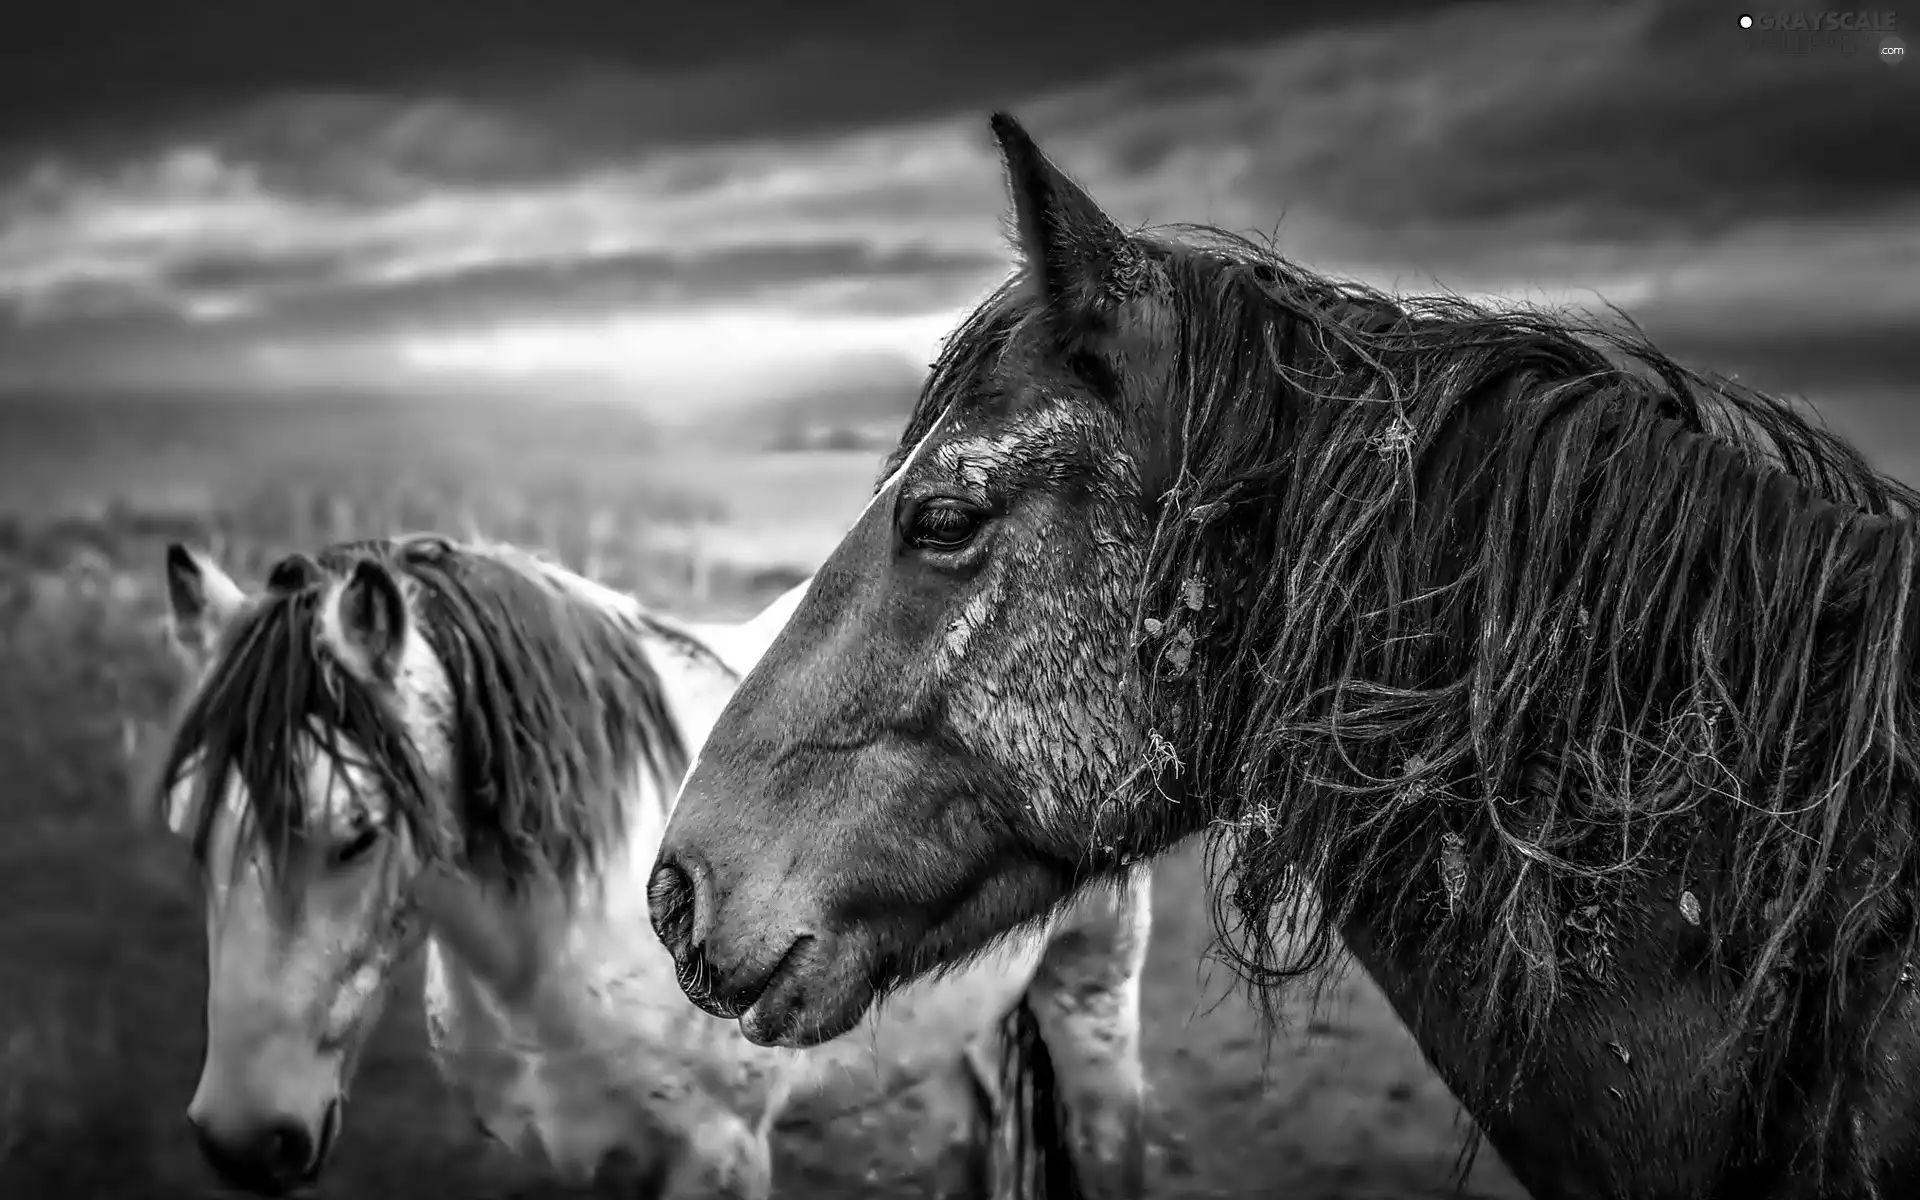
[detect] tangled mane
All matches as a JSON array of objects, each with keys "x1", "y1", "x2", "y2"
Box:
[
  {"x1": 154, "y1": 534, "x2": 688, "y2": 901},
  {"x1": 907, "y1": 226, "x2": 1920, "y2": 1124}
]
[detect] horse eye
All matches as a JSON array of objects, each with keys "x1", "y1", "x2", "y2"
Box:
[
  {"x1": 905, "y1": 501, "x2": 986, "y2": 552},
  {"x1": 333, "y1": 825, "x2": 381, "y2": 867}
]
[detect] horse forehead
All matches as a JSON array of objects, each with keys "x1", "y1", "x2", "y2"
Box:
[
  {"x1": 302, "y1": 731, "x2": 388, "y2": 826},
  {"x1": 195, "y1": 729, "x2": 386, "y2": 836},
  {"x1": 927, "y1": 401, "x2": 1087, "y2": 485}
]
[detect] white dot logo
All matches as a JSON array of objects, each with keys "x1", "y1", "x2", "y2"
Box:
[{"x1": 1738, "y1": 13, "x2": 1754, "y2": 28}]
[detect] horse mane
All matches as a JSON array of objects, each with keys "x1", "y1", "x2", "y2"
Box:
[
  {"x1": 153, "y1": 534, "x2": 689, "y2": 901},
  {"x1": 912, "y1": 226, "x2": 1920, "y2": 1118}
]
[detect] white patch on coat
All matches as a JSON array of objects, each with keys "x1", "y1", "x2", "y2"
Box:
[
  {"x1": 943, "y1": 584, "x2": 1003, "y2": 662},
  {"x1": 930, "y1": 402, "x2": 1082, "y2": 491}
]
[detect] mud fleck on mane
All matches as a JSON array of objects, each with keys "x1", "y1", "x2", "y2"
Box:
[{"x1": 154, "y1": 535, "x2": 688, "y2": 898}]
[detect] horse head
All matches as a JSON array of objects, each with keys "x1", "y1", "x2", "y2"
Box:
[
  {"x1": 157, "y1": 541, "x2": 456, "y2": 1194},
  {"x1": 651, "y1": 114, "x2": 1178, "y2": 1049},
  {"x1": 154, "y1": 534, "x2": 675, "y2": 1193}
]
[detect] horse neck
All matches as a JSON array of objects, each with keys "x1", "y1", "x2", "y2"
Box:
[
  {"x1": 578, "y1": 612, "x2": 743, "y2": 927},
  {"x1": 680, "y1": 577, "x2": 811, "y2": 676},
  {"x1": 424, "y1": 599, "x2": 744, "y2": 1007}
]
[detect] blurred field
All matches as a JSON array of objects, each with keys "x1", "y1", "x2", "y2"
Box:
[{"x1": 0, "y1": 389, "x2": 1530, "y2": 1198}]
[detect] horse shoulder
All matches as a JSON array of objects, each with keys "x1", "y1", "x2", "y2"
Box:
[
  {"x1": 429, "y1": 922, "x2": 791, "y2": 1179},
  {"x1": 419, "y1": 938, "x2": 581, "y2": 1168}
]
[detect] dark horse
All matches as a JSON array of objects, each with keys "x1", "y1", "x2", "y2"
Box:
[{"x1": 650, "y1": 114, "x2": 1920, "y2": 1198}]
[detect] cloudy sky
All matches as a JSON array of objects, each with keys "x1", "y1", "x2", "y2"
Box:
[{"x1": 0, "y1": 0, "x2": 1912, "y2": 409}]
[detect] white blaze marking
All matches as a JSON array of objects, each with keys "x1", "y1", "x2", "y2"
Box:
[{"x1": 860, "y1": 406, "x2": 961, "y2": 523}]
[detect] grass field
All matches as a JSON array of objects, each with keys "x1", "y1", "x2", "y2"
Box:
[{"x1": 9, "y1": 381, "x2": 1808, "y2": 1199}]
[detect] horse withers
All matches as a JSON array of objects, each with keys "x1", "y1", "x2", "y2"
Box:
[
  {"x1": 151, "y1": 533, "x2": 1150, "y2": 1199},
  {"x1": 653, "y1": 113, "x2": 1920, "y2": 1198}
]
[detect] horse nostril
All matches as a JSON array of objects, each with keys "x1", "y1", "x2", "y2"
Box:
[
  {"x1": 648, "y1": 857, "x2": 700, "y2": 956},
  {"x1": 189, "y1": 1113, "x2": 317, "y2": 1194},
  {"x1": 264, "y1": 1119, "x2": 315, "y2": 1178},
  {"x1": 648, "y1": 854, "x2": 746, "y2": 1018}
]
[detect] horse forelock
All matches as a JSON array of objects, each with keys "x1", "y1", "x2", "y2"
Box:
[
  {"x1": 153, "y1": 566, "x2": 441, "y2": 908},
  {"x1": 926, "y1": 224, "x2": 1920, "y2": 1120},
  {"x1": 153, "y1": 537, "x2": 691, "y2": 903}
]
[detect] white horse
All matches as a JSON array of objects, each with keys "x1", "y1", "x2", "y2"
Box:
[{"x1": 153, "y1": 533, "x2": 1151, "y2": 1199}]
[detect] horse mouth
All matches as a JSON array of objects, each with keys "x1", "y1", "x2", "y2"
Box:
[
  {"x1": 737, "y1": 935, "x2": 872, "y2": 1049},
  {"x1": 313, "y1": 1096, "x2": 343, "y2": 1175},
  {"x1": 674, "y1": 950, "x2": 746, "y2": 1021},
  {"x1": 675, "y1": 932, "x2": 816, "y2": 1029},
  {"x1": 283, "y1": 1099, "x2": 344, "y2": 1196},
  {"x1": 283, "y1": 1097, "x2": 345, "y2": 1195}
]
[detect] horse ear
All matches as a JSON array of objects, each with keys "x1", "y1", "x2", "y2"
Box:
[
  {"x1": 164, "y1": 542, "x2": 246, "y2": 664},
  {"x1": 324, "y1": 559, "x2": 408, "y2": 683},
  {"x1": 990, "y1": 112, "x2": 1147, "y2": 343}
]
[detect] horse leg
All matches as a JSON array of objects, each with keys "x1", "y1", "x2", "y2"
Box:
[
  {"x1": 1016, "y1": 864, "x2": 1153, "y2": 1200},
  {"x1": 643, "y1": 1119, "x2": 774, "y2": 1200},
  {"x1": 910, "y1": 1050, "x2": 999, "y2": 1198}
]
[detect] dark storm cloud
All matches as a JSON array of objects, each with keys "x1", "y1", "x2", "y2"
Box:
[
  {"x1": 0, "y1": 0, "x2": 1474, "y2": 150},
  {"x1": 0, "y1": 0, "x2": 1912, "y2": 398},
  {"x1": 1037, "y1": 0, "x2": 1915, "y2": 247},
  {"x1": 160, "y1": 247, "x2": 364, "y2": 296},
  {"x1": 1402, "y1": 7, "x2": 1918, "y2": 236}
]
